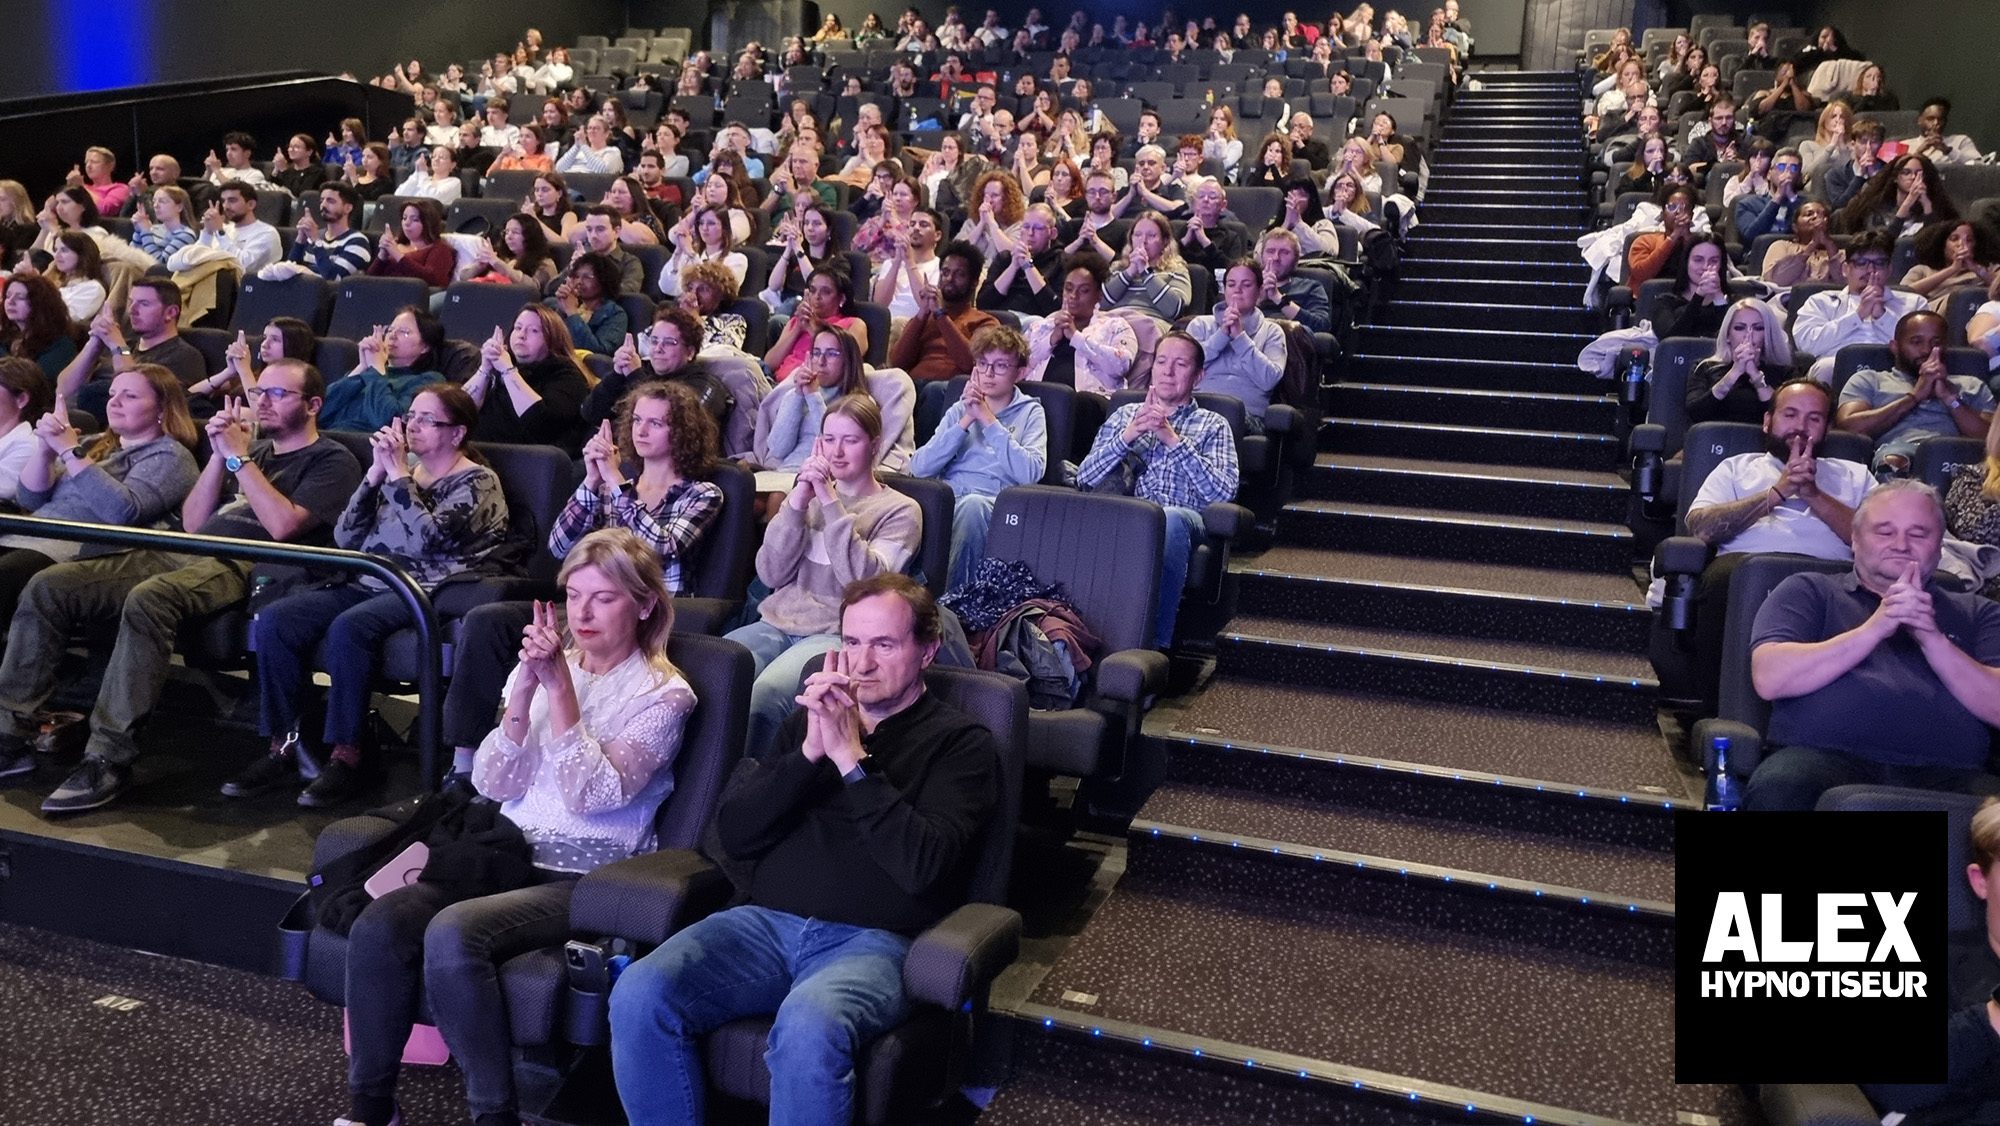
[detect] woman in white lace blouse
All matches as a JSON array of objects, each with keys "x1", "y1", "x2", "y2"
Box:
[{"x1": 337, "y1": 527, "x2": 696, "y2": 1126}]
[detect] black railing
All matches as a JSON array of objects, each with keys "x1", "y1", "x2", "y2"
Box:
[{"x1": 0, "y1": 514, "x2": 443, "y2": 788}]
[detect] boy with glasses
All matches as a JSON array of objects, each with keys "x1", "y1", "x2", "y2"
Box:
[{"x1": 909, "y1": 325, "x2": 1048, "y2": 589}]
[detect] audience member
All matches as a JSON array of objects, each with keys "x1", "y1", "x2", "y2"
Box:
[
  {"x1": 366, "y1": 199, "x2": 455, "y2": 288},
  {"x1": 269, "y1": 134, "x2": 329, "y2": 196},
  {"x1": 1651, "y1": 234, "x2": 1734, "y2": 341},
  {"x1": 1836, "y1": 311, "x2": 1995, "y2": 477},
  {"x1": 1762, "y1": 200, "x2": 1846, "y2": 288},
  {"x1": 1838, "y1": 154, "x2": 1956, "y2": 238},
  {"x1": 1102, "y1": 212, "x2": 1190, "y2": 324},
  {"x1": 0, "y1": 358, "x2": 48, "y2": 497},
  {"x1": 1177, "y1": 179, "x2": 1254, "y2": 280},
  {"x1": 560, "y1": 207, "x2": 645, "y2": 297},
  {"x1": 320, "y1": 308, "x2": 450, "y2": 433},
  {"x1": 342, "y1": 528, "x2": 696, "y2": 1126},
  {"x1": 1687, "y1": 299, "x2": 1799, "y2": 426},
  {"x1": 0, "y1": 274, "x2": 78, "y2": 382},
  {"x1": 128, "y1": 184, "x2": 197, "y2": 266},
  {"x1": 252, "y1": 384, "x2": 509, "y2": 806},
  {"x1": 1790, "y1": 231, "x2": 1926, "y2": 383},
  {"x1": 285, "y1": 181, "x2": 373, "y2": 281},
  {"x1": 58, "y1": 280, "x2": 207, "y2": 417},
  {"x1": 62, "y1": 148, "x2": 130, "y2": 217},
  {"x1": 872, "y1": 208, "x2": 944, "y2": 321},
  {"x1": 194, "y1": 181, "x2": 281, "y2": 275},
  {"x1": 727, "y1": 393, "x2": 923, "y2": 754},
  {"x1": 1904, "y1": 99, "x2": 1984, "y2": 168},
  {"x1": 910, "y1": 323, "x2": 1047, "y2": 588},
  {"x1": 976, "y1": 203, "x2": 1063, "y2": 318},
  {"x1": 0, "y1": 367, "x2": 199, "y2": 722},
  {"x1": 548, "y1": 252, "x2": 629, "y2": 355},
  {"x1": 465, "y1": 213, "x2": 558, "y2": 290},
  {"x1": 1901, "y1": 221, "x2": 2000, "y2": 309},
  {"x1": 891, "y1": 239, "x2": 996, "y2": 438},
  {"x1": 1075, "y1": 330, "x2": 1239, "y2": 646},
  {"x1": 43, "y1": 232, "x2": 106, "y2": 324},
  {"x1": 611, "y1": 573, "x2": 996, "y2": 1126},
  {"x1": 202, "y1": 133, "x2": 269, "y2": 187},
  {"x1": 660, "y1": 205, "x2": 748, "y2": 298},
  {"x1": 1256, "y1": 228, "x2": 1335, "y2": 336},
  {"x1": 1027, "y1": 252, "x2": 1138, "y2": 393},
  {"x1": 188, "y1": 317, "x2": 313, "y2": 405},
  {"x1": 1186, "y1": 259, "x2": 1289, "y2": 428},
  {"x1": 467, "y1": 305, "x2": 591, "y2": 454},
  {"x1": 395, "y1": 146, "x2": 466, "y2": 205},
  {"x1": 1743, "y1": 480, "x2": 2000, "y2": 811}
]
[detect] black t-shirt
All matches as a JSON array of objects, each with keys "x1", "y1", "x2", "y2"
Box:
[
  {"x1": 1043, "y1": 337, "x2": 1078, "y2": 387},
  {"x1": 197, "y1": 435, "x2": 364, "y2": 545},
  {"x1": 96, "y1": 335, "x2": 206, "y2": 389},
  {"x1": 976, "y1": 247, "x2": 1064, "y2": 316},
  {"x1": 1753, "y1": 571, "x2": 2000, "y2": 768}
]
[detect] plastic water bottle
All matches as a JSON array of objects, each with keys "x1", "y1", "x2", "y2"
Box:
[
  {"x1": 1621, "y1": 348, "x2": 1647, "y2": 405},
  {"x1": 1706, "y1": 735, "x2": 1741, "y2": 811}
]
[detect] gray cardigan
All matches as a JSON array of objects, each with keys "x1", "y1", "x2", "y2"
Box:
[{"x1": 6, "y1": 435, "x2": 199, "y2": 562}]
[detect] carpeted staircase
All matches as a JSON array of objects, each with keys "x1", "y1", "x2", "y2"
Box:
[{"x1": 983, "y1": 73, "x2": 1740, "y2": 1126}]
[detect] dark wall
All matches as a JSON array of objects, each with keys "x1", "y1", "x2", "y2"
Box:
[
  {"x1": 1806, "y1": 0, "x2": 1996, "y2": 154},
  {"x1": 0, "y1": 0, "x2": 626, "y2": 102}
]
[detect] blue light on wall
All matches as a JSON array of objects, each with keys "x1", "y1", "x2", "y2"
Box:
[{"x1": 53, "y1": 0, "x2": 152, "y2": 92}]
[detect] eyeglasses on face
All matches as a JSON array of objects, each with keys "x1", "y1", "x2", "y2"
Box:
[
  {"x1": 403, "y1": 412, "x2": 451, "y2": 429},
  {"x1": 246, "y1": 387, "x2": 301, "y2": 402}
]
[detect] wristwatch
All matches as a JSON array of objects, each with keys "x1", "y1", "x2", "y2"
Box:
[
  {"x1": 64, "y1": 444, "x2": 84, "y2": 462},
  {"x1": 224, "y1": 454, "x2": 246, "y2": 474},
  {"x1": 1946, "y1": 396, "x2": 1964, "y2": 412}
]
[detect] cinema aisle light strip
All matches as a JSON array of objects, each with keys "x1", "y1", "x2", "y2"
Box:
[{"x1": 1004, "y1": 1000, "x2": 1635, "y2": 1126}]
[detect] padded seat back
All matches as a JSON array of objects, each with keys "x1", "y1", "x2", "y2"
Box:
[
  {"x1": 1715, "y1": 552, "x2": 1859, "y2": 736},
  {"x1": 230, "y1": 273, "x2": 334, "y2": 335},
  {"x1": 654, "y1": 632, "x2": 757, "y2": 850},
  {"x1": 1912, "y1": 436, "x2": 1985, "y2": 495},
  {"x1": 1675, "y1": 421, "x2": 1771, "y2": 533},
  {"x1": 1816, "y1": 787, "x2": 1987, "y2": 932},
  {"x1": 941, "y1": 377, "x2": 1074, "y2": 485},
  {"x1": 183, "y1": 326, "x2": 234, "y2": 375},
  {"x1": 1642, "y1": 336, "x2": 1716, "y2": 460},
  {"x1": 314, "y1": 337, "x2": 360, "y2": 381},
  {"x1": 479, "y1": 442, "x2": 577, "y2": 588},
  {"x1": 984, "y1": 486, "x2": 1162, "y2": 655},
  {"x1": 688, "y1": 461, "x2": 757, "y2": 602},
  {"x1": 483, "y1": 170, "x2": 543, "y2": 203},
  {"x1": 447, "y1": 198, "x2": 519, "y2": 235},
  {"x1": 440, "y1": 281, "x2": 539, "y2": 343},
  {"x1": 1224, "y1": 186, "x2": 1283, "y2": 234},
  {"x1": 880, "y1": 473, "x2": 954, "y2": 597},
  {"x1": 328, "y1": 275, "x2": 430, "y2": 342}
]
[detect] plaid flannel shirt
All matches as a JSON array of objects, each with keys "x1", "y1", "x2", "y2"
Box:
[
  {"x1": 548, "y1": 477, "x2": 726, "y2": 595},
  {"x1": 1075, "y1": 400, "x2": 1239, "y2": 511}
]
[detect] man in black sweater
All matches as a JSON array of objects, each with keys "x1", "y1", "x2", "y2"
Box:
[{"x1": 610, "y1": 574, "x2": 999, "y2": 1126}]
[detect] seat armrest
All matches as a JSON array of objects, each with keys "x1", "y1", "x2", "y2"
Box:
[
  {"x1": 1606, "y1": 284, "x2": 1634, "y2": 327},
  {"x1": 312, "y1": 813, "x2": 401, "y2": 869},
  {"x1": 1096, "y1": 648, "x2": 1168, "y2": 705},
  {"x1": 571, "y1": 848, "x2": 731, "y2": 945},
  {"x1": 1263, "y1": 404, "x2": 1303, "y2": 438},
  {"x1": 902, "y1": 903, "x2": 1023, "y2": 1009},
  {"x1": 1758, "y1": 1084, "x2": 1879, "y2": 1126},
  {"x1": 1629, "y1": 423, "x2": 1666, "y2": 454},
  {"x1": 1203, "y1": 502, "x2": 1254, "y2": 542},
  {"x1": 1653, "y1": 535, "x2": 1712, "y2": 577},
  {"x1": 1692, "y1": 717, "x2": 1765, "y2": 779}
]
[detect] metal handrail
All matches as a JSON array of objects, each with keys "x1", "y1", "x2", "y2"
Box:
[{"x1": 0, "y1": 514, "x2": 443, "y2": 788}]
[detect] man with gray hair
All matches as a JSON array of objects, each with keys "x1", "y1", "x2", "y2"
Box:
[
  {"x1": 1112, "y1": 144, "x2": 1188, "y2": 219},
  {"x1": 1742, "y1": 478, "x2": 2000, "y2": 810}
]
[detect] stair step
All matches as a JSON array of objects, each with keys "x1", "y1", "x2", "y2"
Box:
[
  {"x1": 1322, "y1": 417, "x2": 1619, "y2": 471},
  {"x1": 1421, "y1": 203, "x2": 1589, "y2": 226},
  {"x1": 1400, "y1": 234, "x2": 1582, "y2": 263},
  {"x1": 1431, "y1": 148, "x2": 1582, "y2": 165},
  {"x1": 1233, "y1": 543, "x2": 1649, "y2": 649},
  {"x1": 1388, "y1": 275, "x2": 1588, "y2": 306},
  {"x1": 1372, "y1": 295, "x2": 1597, "y2": 330},
  {"x1": 1421, "y1": 171, "x2": 1581, "y2": 192},
  {"x1": 1134, "y1": 781, "x2": 1674, "y2": 909},
  {"x1": 1406, "y1": 222, "x2": 1587, "y2": 247},
  {"x1": 1171, "y1": 679, "x2": 1686, "y2": 824},
  {"x1": 1357, "y1": 325, "x2": 1594, "y2": 366},
  {"x1": 1396, "y1": 261, "x2": 1590, "y2": 287},
  {"x1": 1215, "y1": 616, "x2": 1657, "y2": 723},
  {"x1": 1348, "y1": 353, "x2": 1605, "y2": 395},
  {"x1": 1421, "y1": 188, "x2": 1588, "y2": 205},
  {"x1": 1280, "y1": 498, "x2": 1635, "y2": 571},
  {"x1": 1325, "y1": 381, "x2": 1617, "y2": 431},
  {"x1": 1301, "y1": 448, "x2": 1631, "y2": 522},
  {"x1": 1015, "y1": 871, "x2": 1683, "y2": 1124}
]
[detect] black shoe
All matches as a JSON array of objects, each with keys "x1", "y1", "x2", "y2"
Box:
[
  {"x1": 0, "y1": 742, "x2": 32, "y2": 781},
  {"x1": 41, "y1": 757, "x2": 129, "y2": 814},
  {"x1": 298, "y1": 757, "x2": 367, "y2": 808},
  {"x1": 220, "y1": 751, "x2": 299, "y2": 798}
]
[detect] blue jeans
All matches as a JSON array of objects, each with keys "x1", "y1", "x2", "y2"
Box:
[
  {"x1": 1742, "y1": 745, "x2": 2000, "y2": 811},
  {"x1": 722, "y1": 620, "x2": 841, "y2": 758},
  {"x1": 914, "y1": 379, "x2": 955, "y2": 446},
  {"x1": 253, "y1": 583, "x2": 414, "y2": 747},
  {"x1": 609, "y1": 904, "x2": 914, "y2": 1126},
  {"x1": 1156, "y1": 505, "x2": 1203, "y2": 649},
  {"x1": 946, "y1": 493, "x2": 997, "y2": 593}
]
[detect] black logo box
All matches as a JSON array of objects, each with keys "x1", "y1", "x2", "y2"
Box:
[{"x1": 1677, "y1": 811, "x2": 1950, "y2": 1084}]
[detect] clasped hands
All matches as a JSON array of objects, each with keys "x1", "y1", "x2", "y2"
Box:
[{"x1": 795, "y1": 647, "x2": 866, "y2": 771}]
